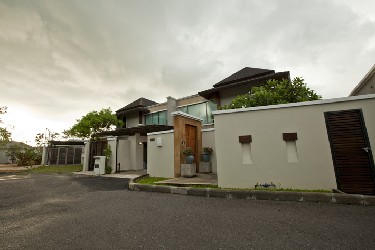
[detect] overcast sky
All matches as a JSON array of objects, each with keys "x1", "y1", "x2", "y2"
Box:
[{"x1": 1, "y1": 0, "x2": 374, "y2": 145}]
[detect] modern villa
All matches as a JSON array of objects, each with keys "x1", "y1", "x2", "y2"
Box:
[{"x1": 80, "y1": 65, "x2": 375, "y2": 195}]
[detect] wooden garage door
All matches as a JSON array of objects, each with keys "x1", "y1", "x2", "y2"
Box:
[{"x1": 325, "y1": 109, "x2": 375, "y2": 195}]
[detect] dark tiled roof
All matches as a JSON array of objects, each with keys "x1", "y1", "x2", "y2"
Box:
[
  {"x1": 116, "y1": 98, "x2": 157, "y2": 114},
  {"x1": 50, "y1": 141, "x2": 85, "y2": 146},
  {"x1": 213, "y1": 67, "x2": 275, "y2": 87},
  {"x1": 199, "y1": 71, "x2": 290, "y2": 100},
  {"x1": 97, "y1": 125, "x2": 173, "y2": 137}
]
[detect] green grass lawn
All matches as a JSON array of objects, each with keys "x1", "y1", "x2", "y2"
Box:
[
  {"x1": 29, "y1": 165, "x2": 83, "y2": 174},
  {"x1": 136, "y1": 177, "x2": 170, "y2": 184}
]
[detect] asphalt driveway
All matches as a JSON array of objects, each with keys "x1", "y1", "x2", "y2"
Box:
[{"x1": 1, "y1": 173, "x2": 375, "y2": 249}]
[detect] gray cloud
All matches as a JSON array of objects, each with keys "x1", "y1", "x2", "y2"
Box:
[{"x1": 0, "y1": 0, "x2": 374, "y2": 143}]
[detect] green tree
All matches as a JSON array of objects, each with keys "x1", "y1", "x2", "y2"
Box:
[
  {"x1": 220, "y1": 77, "x2": 321, "y2": 110},
  {"x1": 0, "y1": 106, "x2": 11, "y2": 146},
  {"x1": 64, "y1": 108, "x2": 123, "y2": 140},
  {"x1": 35, "y1": 129, "x2": 60, "y2": 148}
]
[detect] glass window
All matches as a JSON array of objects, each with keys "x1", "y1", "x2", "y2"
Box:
[
  {"x1": 188, "y1": 103, "x2": 207, "y2": 123},
  {"x1": 158, "y1": 111, "x2": 167, "y2": 125},
  {"x1": 206, "y1": 101, "x2": 217, "y2": 124},
  {"x1": 177, "y1": 101, "x2": 217, "y2": 124},
  {"x1": 152, "y1": 113, "x2": 159, "y2": 125},
  {"x1": 145, "y1": 114, "x2": 152, "y2": 125},
  {"x1": 145, "y1": 111, "x2": 167, "y2": 125},
  {"x1": 178, "y1": 106, "x2": 188, "y2": 114}
]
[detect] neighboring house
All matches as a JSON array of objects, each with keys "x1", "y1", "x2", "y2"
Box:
[
  {"x1": 0, "y1": 141, "x2": 30, "y2": 164},
  {"x1": 350, "y1": 64, "x2": 375, "y2": 96},
  {"x1": 199, "y1": 67, "x2": 290, "y2": 106},
  {"x1": 116, "y1": 98, "x2": 158, "y2": 128}
]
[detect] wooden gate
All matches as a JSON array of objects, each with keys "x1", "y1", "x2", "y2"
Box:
[
  {"x1": 185, "y1": 124, "x2": 197, "y2": 164},
  {"x1": 89, "y1": 140, "x2": 108, "y2": 171},
  {"x1": 325, "y1": 109, "x2": 375, "y2": 195}
]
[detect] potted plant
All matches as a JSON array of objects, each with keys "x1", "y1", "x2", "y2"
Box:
[
  {"x1": 202, "y1": 147, "x2": 213, "y2": 162},
  {"x1": 182, "y1": 147, "x2": 194, "y2": 164}
]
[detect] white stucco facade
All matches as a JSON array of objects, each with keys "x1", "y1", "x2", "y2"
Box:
[{"x1": 213, "y1": 95, "x2": 375, "y2": 190}]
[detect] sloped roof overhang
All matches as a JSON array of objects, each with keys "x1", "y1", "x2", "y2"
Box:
[
  {"x1": 349, "y1": 64, "x2": 375, "y2": 96},
  {"x1": 96, "y1": 125, "x2": 173, "y2": 137},
  {"x1": 116, "y1": 106, "x2": 150, "y2": 116},
  {"x1": 49, "y1": 141, "x2": 85, "y2": 146},
  {"x1": 198, "y1": 71, "x2": 290, "y2": 100}
]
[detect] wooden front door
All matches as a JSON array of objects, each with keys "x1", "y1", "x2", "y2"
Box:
[
  {"x1": 325, "y1": 109, "x2": 375, "y2": 195},
  {"x1": 185, "y1": 124, "x2": 197, "y2": 164}
]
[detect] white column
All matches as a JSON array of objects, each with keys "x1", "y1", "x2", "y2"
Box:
[
  {"x1": 83, "y1": 141, "x2": 90, "y2": 171},
  {"x1": 41, "y1": 146, "x2": 47, "y2": 165}
]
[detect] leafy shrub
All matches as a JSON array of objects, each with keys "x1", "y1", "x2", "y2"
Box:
[
  {"x1": 6, "y1": 145, "x2": 42, "y2": 166},
  {"x1": 105, "y1": 165, "x2": 112, "y2": 174}
]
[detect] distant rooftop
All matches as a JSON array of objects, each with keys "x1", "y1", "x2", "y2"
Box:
[
  {"x1": 116, "y1": 97, "x2": 157, "y2": 114},
  {"x1": 213, "y1": 67, "x2": 275, "y2": 87}
]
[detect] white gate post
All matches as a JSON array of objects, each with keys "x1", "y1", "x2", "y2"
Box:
[{"x1": 83, "y1": 141, "x2": 90, "y2": 171}]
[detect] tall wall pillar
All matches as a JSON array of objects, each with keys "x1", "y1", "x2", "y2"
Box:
[
  {"x1": 83, "y1": 141, "x2": 90, "y2": 171},
  {"x1": 41, "y1": 146, "x2": 47, "y2": 165},
  {"x1": 167, "y1": 96, "x2": 177, "y2": 126}
]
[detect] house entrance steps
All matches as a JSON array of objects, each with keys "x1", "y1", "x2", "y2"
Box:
[{"x1": 156, "y1": 173, "x2": 218, "y2": 186}]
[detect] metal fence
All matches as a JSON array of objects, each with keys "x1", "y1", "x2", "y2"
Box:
[{"x1": 47, "y1": 147, "x2": 82, "y2": 165}]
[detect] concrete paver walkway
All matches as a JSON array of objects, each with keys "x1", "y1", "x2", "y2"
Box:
[{"x1": 74, "y1": 169, "x2": 147, "y2": 179}]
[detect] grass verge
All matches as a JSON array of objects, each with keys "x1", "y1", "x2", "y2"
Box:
[
  {"x1": 136, "y1": 177, "x2": 170, "y2": 184},
  {"x1": 28, "y1": 165, "x2": 83, "y2": 174},
  {"x1": 135, "y1": 176, "x2": 330, "y2": 193}
]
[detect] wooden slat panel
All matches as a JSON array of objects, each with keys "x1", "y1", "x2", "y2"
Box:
[{"x1": 325, "y1": 109, "x2": 375, "y2": 195}]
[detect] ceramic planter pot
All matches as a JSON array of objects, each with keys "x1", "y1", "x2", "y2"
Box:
[
  {"x1": 201, "y1": 154, "x2": 210, "y2": 162},
  {"x1": 186, "y1": 155, "x2": 194, "y2": 164}
]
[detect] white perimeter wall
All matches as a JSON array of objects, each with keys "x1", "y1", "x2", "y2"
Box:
[
  {"x1": 147, "y1": 129, "x2": 218, "y2": 177},
  {"x1": 213, "y1": 95, "x2": 375, "y2": 190},
  {"x1": 117, "y1": 139, "x2": 130, "y2": 171},
  {"x1": 147, "y1": 131, "x2": 175, "y2": 178}
]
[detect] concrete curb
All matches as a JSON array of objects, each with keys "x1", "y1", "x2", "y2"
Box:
[{"x1": 128, "y1": 180, "x2": 375, "y2": 206}]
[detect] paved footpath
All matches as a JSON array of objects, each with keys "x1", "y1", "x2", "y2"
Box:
[{"x1": 1, "y1": 173, "x2": 375, "y2": 249}]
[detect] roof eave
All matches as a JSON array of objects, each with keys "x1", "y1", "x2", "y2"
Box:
[
  {"x1": 349, "y1": 64, "x2": 375, "y2": 96},
  {"x1": 199, "y1": 71, "x2": 290, "y2": 99}
]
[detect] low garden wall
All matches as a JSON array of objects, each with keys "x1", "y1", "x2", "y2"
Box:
[{"x1": 213, "y1": 95, "x2": 375, "y2": 190}]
